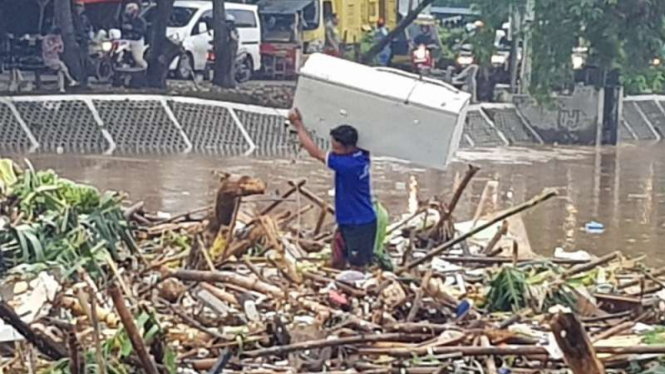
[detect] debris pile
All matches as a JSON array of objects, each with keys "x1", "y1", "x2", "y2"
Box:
[{"x1": 1, "y1": 160, "x2": 665, "y2": 374}]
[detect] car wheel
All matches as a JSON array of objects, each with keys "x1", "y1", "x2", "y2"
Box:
[{"x1": 176, "y1": 53, "x2": 194, "y2": 80}]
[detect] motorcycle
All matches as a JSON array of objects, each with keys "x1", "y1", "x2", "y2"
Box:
[
  {"x1": 86, "y1": 32, "x2": 114, "y2": 82},
  {"x1": 105, "y1": 29, "x2": 144, "y2": 87},
  {"x1": 411, "y1": 44, "x2": 433, "y2": 75},
  {"x1": 204, "y1": 46, "x2": 253, "y2": 84}
]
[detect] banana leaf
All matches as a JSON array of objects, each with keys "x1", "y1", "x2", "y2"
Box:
[
  {"x1": 486, "y1": 267, "x2": 530, "y2": 312},
  {"x1": 0, "y1": 159, "x2": 17, "y2": 193}
]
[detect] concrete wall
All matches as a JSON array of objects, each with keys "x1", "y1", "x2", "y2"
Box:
[{"x1": 513, "y1": 86, "x2": 603, "y2": 145}]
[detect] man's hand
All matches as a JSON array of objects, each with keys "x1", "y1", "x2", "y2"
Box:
[
  {"x1": 289, "y1": 108, "x2": 326, "y2": 163},
  {"x1": 288, "y1": 108, "x2": 303, "y2": 130}
]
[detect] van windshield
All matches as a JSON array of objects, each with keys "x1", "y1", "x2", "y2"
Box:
[
  {"x1": 262, "y1": 14, "x2": 296, "y2": 42},
  {"x1": 227, "y1": 9, "x2": 258, "y2": 28}
]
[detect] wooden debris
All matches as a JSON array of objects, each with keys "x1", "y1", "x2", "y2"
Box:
[
  {"x1": 2, "y1": 169, "x2": 665, "y2": 374},
  {"x1": 551, "y1": 312, "x2": 605, "y2": 374},
  {"x1": 0, "y1": 301, "x2": 67, "y2": 360},
  {"x1": 109, "y1": 284, "x2": 160, "y2": 374}
]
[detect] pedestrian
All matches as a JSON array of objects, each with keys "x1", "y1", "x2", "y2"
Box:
[
  {"x1": 288, "y1": 109, "x2": 377, "y2": 270},
  {"x1": 226, "y1": 14, "x2": 239, "y2": 85},
  {"x1": 121, "y1": 3, "x2": 148, "y2": 69},
  {"x1": 73, "y1": 1, "x2": 93, "y2": 79},
  {"x1": 42, "y1": 27, "x2": 78, "y2": 93},
  {"x1": 375, "y1": 18, "x2": 391, "y2": 66},
  {"x1": 325, "y1": 14, "x2": 341, "y2": 56}
]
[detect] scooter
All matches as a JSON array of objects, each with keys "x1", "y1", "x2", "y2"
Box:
[
  {"x1": 411, "y1": 44, "x2": 433, "y2": 75},
  {"x1": 106, "y1": 29, "x2": 144, "y2": 87},
  {"x1": 86, "y1": 31, "x2": 114, "y2": 82}
]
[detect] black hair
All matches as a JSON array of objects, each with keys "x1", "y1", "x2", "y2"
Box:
[
  {"x1": 51, "y1": 27, "x2": 62, "y2": 35},
  {"x1": 330, "y1": 124, "x2": 358, "y2": 147}
]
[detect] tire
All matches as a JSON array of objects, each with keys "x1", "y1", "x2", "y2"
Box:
[
  {"x1": 235, "y1": 57, "x2": 252, "y2": 84},
  {"x1": 95, "y1": 58, "x2": 113, "y2": 83},
  {"x1": 176, "y1": 53, "x2": 194, "y2": 80}
]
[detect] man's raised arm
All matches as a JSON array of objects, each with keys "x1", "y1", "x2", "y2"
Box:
[{"x1": 289, "y1": 108, "x2": 326, "y2": 163}]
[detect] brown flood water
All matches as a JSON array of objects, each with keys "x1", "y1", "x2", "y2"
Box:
[{"x1": 12, "y1": 143, "x2": 665, "y2": 265}]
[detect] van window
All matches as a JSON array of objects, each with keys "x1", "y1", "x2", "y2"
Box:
[
  {"x1": 301, "y1": 1, "x2": 320, "y2": 31},
  {"x1": 194, "y1": 11, "x2": 213, "y2": 35},
  {"x1": 227, "y1": 9, "x2": 257, "y2": 28},
  {"x1": 169, "y1": 6, "x2": 198, "y2": 28}
]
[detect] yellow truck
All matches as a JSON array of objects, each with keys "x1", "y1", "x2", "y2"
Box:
[{"x1": 324, "y1": 0, "x2": 397, "y2": 45}]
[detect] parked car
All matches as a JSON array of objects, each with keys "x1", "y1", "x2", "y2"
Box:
[{"x1": 142, "y1": 0, "x2": 261, "y2": 79}]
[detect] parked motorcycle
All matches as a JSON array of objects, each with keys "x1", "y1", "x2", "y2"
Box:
[
  {"x1": 411, "y1": 44, "x2": 433, "y2": 75},
  {"x1": 86, "y1": 32, "x2": 114, "y2": 82},
  {"x1": 104, "y1": 29, "x2": 143, "y2": 87},
  {"x1": 204, "y1": 47, "x2": 252, "y2": 84}
]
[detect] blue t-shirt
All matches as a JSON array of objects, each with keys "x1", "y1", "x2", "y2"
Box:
[{"x1": 327, "y1": 150, "x2": 376, "y2": 226}]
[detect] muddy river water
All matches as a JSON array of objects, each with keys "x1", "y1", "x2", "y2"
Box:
[{"x1": 13, "y1": 143, "x2": 665, "y2": 265}]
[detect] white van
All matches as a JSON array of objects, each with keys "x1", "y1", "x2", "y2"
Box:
[{"x1": 143, "y1": 1, "x2": 261, "y2": 79}]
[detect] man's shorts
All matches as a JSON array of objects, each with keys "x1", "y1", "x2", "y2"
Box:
[{"x1": 338, "y1": 220, "x2": 377, "y2": 267}]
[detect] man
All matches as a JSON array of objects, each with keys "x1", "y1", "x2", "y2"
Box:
[
  {"x1": 324, "y1": 14, "x2": 341, "y2": 56},
  {"x1": 413, "y1": 24, "x2": 434, "y2": 47},
  {"x1": 375, "y1": 18, "x2": 391, "y2": 66},
  {"x1": 73, "y1": 1, "x2": 92, "y2": 79},
  {"x1": 226, "y1": 14, "x2": 239, "y2": 85},
  {"x1": 121, "y1": 3, "x2": 148, "y2": 69},
  {"x1": 288, "y1": 109, "x2": 377, "y2": 269},
  {"x1": 42, "y1": 27, "x2": 78, "y2": 92}
]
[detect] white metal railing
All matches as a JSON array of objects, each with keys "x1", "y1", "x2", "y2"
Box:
[{"x1": 0, "y1": 94, "x2": 289, "y2": 155}]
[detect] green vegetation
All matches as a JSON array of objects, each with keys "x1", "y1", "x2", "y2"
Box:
[
  {"x1": 0, "y1": 159, "x2": 136, "y2": 279},
  {"x1": 434, "y1": 0, "x2": 665, "y2": 95}
]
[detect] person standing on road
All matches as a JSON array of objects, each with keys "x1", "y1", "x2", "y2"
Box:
[
  {"x1": 375, "y1": 18, "x2": 391, "y2": 66},
  {"x1": 288, "y1": 109, "x2": 377, "y2": 270},
  {"x1": 121, "y1": 3, "x2": 148, "y2": 69},
  {"x1": 325, "y1": 14, "x2": 341, "y2": 56},
  {"x1": 73, "y1": 1, "x2": 93, "y2": 78},
  {"x1": 42, "y1": 27, "x2": 79, "y2": 92},
  {"x1": 226, "y1": 14, "x2": 239, "y2": 85}
]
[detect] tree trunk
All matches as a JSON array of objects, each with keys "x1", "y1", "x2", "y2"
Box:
[
  {"x1": 147, "y1": 0, "x2": 177, "y2": 88},
  {"x1": 55, "y1": 0, "x2": 84, "y2": 85},
  {"x1": 361, "y1": 0, "x2": 436, "y2": 64},
  {"x1": 508, "y1": 5, "x2": 520, "y2": 93},
  {"x1": 212, "y1": 0, "x2": 234, "y2": 88},
  {"x1": 38, "y1": 0, "x2": 51, "y2": 34}
]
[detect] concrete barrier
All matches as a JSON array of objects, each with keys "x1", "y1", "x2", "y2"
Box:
[
  {"x1": 0, "y1": 92, "x2": 661, "y2": 155},
  {"x1": 513, "y1": 86, "x2": 603, "y2": 145}
]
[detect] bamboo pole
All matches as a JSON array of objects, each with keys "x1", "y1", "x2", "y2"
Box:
[
  {"x1": 357, "y1": 344, "x2": 665, "y2": 357},
  {"x1": 88, "y1": 282, "x2": 107, "y2": 374},
  {"x1": 242, "y1": 333, "x2": 413, "y2": 358},
  {"x1": 287, "y1": 181, "x2": 335, "y2": 214},
  {"x1": 479, "y1": 336, "x2": 498, "y2": 374},
  {"x1": 109, "y1": 284, "x2": 160, "y2": 374},
  {"x1": 398, "y1": 189, "x2": 557, "y2": 274},
  {"x1": 166, "y1": 268, "x2": 283, "y2": 297},
  {"x1": 260, "y1": 179, "x2": 306, "y2": 215},
  {"x1": 563, "y1": 252, "x2": 620, "y2": 278},
  {"x1": 618, "y1": 267, "x2": 665, "y2": 289},
  {"x1": 481, "y1": 220, "x2": 508, "y2": 255},
  {"x1": 433, "y1": 256, "x2": 589, "y2": 265},
  {"x1": 0, "y1": 301, "x2": 67, "y2": 360},
  {"x1": 167, "y1": 268, "x2": 381, "y2": 331}
]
